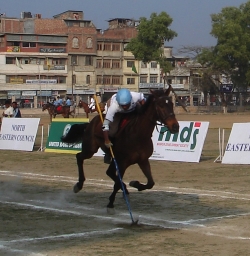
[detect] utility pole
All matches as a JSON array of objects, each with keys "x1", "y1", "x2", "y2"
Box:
[{"x1": 71, "y1": 61, "x2": 76, "y2": 102}]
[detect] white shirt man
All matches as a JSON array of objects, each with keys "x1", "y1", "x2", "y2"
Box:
[{"x1": 2, "y1": 100, "x2": 14, "y2": 117}]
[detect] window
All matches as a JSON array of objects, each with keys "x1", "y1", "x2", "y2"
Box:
[
  {"x1": 58, "y1": 76, "x2": 66, "y2": 83},
  {"x1": 86, "y1": 75, "x2": 90, "y2": 84},
  {"x1": 140, "y1": 76, "x2": 147, "y2": 83},
  {"x1": 151, "y1": 62, "x2": 157, "y2": 68},
  {"x1": 85, "y1": 56, "x2": 93, "y2": 66},
  {"x1": 97, "y1": 43, "x2": 103, "y2": 50},
  {"x1": 150, "y1": 76, "x2": 157, "y2": 83},
  {"x1": 7, "y1": 41, "x2": 20, "y2": 46},
  {"x1": 127, "y1": 61, "x2": 134, "y2": 68},
  {"x1": 141, "y1": 62, "x2": 147, "y2": 68},
  {"x1": 112, "y1": 76, "x2": 121, "y2": 85},
  {"x1": 112, "y1": 60, "x2": 120, "y2": 69},
  {"x1": 103, "y1": 60, "x2": 111, "y2": 68},
  {"x1": 103, "y1": 76, "x2": 111, "y2": 85},
  {"x1": 112, "y1": 43, "x2": 120, "y2": 51},
  {"x1": 22, "y1": 42, "x2": 36, "y2": 48},
  {"x1": 103, "y1": 43, "x2": 111, "y2": 51},
  {"x1": 71, "y1": 55, "x2": 77, "y2": 65},
  {"x1": 97, "y1": 76, "x2": 102, "y2": 84},
  {"x1": 96, "y1": 59, "x2": 102, "y2": 68},
  {"x1": 52, "y1": 59, "x2": 65, "y2": 65},
  {"x1": 6, "y1": 57, "x2": 15, "y2": 64},
  {"x1": 127, "y1": 78, "x2": 135, "y2": 84}
]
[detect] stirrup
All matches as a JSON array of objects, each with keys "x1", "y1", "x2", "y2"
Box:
[{"x1": 104, "y1": 153, "x2": 112, "y2": 164}]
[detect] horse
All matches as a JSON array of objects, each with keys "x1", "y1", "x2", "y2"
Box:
[
  {"x1": 42, "y1": 102, "x2": 76, "y2": 122},
  {"x1": 61, "y1": 86, "x2": 179, "y2": 209},
  {"x1": 78, "y1": 100, "x2": 106, "y2": 118}
]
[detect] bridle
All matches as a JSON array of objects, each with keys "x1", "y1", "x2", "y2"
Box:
[{"x1": 154, "y1": 96, "x2": 175, "y2": 133}]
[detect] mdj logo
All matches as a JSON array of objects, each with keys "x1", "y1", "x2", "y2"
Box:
[{"x1": 157, "y1": 122, "x2": 201, "y2": 150}]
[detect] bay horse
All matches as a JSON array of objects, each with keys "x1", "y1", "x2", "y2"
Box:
[
  {"x1": 42, "y1": 102, "x2": 75, "y2": 122},
  {"x1": 78, "y1": 100, "x2": 106, "y2": 118},
  {"x1": 61, "y1": 87, "x2": 179, "y2": 208}
]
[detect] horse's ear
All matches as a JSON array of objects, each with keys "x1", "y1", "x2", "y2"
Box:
[{"x1": 165, "y1": 81, "x2": 172, "y2": 96}]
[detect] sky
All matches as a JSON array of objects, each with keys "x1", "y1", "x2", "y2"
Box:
[{"x1": 1, "y1": 0, "x2": 247, "y2": 53}]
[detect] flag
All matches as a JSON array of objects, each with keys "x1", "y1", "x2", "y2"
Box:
[
  {"x1": 132, "y1": 64, "x2": 137, "y2": 73},
  {"x1": 15, "y1": 57, "x2": 23, "y2": 69}
]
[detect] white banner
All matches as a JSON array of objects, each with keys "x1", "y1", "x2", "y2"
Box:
[
  {"x1": 222, "y1": 123, "x2": 250, "y2": 164},
  {"x1": 0, "y1": 118, "x2": 40, "y2": 151},
  {"x1": 150, "y1": 121, "x2": 209, "y2": 162},
  {"x1": 95, "y1": 121, "x2": 209, "y2": 163}
]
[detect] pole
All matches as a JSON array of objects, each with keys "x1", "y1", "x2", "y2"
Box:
[{"x1": 38, "y1": 61, "x2": 41, "y2": 106}]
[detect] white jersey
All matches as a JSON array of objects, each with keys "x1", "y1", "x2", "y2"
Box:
[
  {"x1": 89, "y1": 98, "x2": 95, "y2": 109},
  {"x1": 105, "y1": 92, "x2": 145, "y2": 122},
  {"x1": 3, "y1": 106, "x2": 14, "y2": 117}
]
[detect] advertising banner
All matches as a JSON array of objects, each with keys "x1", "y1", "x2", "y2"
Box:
[
  {"x1": 150, "y1": 121, "x2": 209, "y2": 162},
  {"x1": 45, "y1": 118, "x2": 89, "y2": 154},
  {"x1": 0, "y1": 118, "x2": 40, "y2": 151},
  {"x1": 222, "y1": 123, "x2": 250, "y2": 164}
]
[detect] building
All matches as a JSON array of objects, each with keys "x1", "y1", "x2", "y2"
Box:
[
  {"x1": 0, "y1": 10, "x2": 97, "y2": 105},
  {"x1": 0, "y1": 10, "x2": 193, "y2": 107}
]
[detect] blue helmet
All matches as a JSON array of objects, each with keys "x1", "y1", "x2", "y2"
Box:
[{"x1": 116, "y1": 89, "x2": 132, "y2": 105}]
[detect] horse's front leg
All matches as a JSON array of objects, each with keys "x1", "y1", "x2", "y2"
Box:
[
  {"x1": 106, "y1": 162, "x2": 129, "y2": 195},
  {"x1": 74, "y1": 152, "x2": 86, "y2": 193},
  {"x1": 129, "y1": 159, "x2": 155, "y2": 191},
  {"x1": 106, "y1": 162, "x2": 128, "y2": 208}
]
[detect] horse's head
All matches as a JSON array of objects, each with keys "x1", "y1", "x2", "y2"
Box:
[
  {"x1": 42, "y1": 103, "x2": 47, "y2": 111},
  {"x1": 78, "y1": 100, "x2": 82, "y2": 108},
  {"x1": 150, "y1": 86, "x2": 179, "y2": 133}
]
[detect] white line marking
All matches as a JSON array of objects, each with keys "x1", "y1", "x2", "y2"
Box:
[
  {"x1": 1, "y1": 170, "x2": 250, "y2": 201},
  {"x1": 2, "y1": 228, "x2": 123, "y2": 244},
  {"x1": 205, "y1": 232, "x2": 250, "y2": 240}
]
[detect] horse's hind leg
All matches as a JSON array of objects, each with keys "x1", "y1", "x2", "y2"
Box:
[
  {"x1": 74, "y1": 152, "x2": 86, "y2": 193},
  {"x1": 129, "y1": 159, "x2": 155, "y2": 191}
]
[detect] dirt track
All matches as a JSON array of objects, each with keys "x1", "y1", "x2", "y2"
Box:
[{"x1": 0, "y1": 111, "x2": 250, "y2": 256}]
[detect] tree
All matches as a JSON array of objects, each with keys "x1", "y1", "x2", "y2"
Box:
[
  {"x1": 125, "y1": 12, "x2": 177, "y2": 63},
  {"x1": 198, "y1": 1, "x2": 250, "y2": 93}
]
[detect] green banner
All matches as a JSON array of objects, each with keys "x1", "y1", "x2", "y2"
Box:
[{"x1": 45, "y1": 118, "x2": 89, "y2": 154}]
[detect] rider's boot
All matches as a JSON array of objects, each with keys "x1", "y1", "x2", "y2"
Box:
[{"x1": 104, "y1": 150, "x2": 112, "y2": 164}]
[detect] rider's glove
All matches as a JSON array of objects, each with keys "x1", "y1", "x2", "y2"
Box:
[{"x1": 105, "y1": 140, "x2": 113, "y2": 148}]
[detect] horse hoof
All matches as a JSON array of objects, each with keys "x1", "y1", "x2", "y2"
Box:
[
  {"x1": 107, "y1": 207, "x2": 115, "y2": 215},
  {"x1": 129, "y1": 180, "x2": 140, "y2": 189},
  {"x1": 73, "y1": 184, "x2": 80, "y2": 193}
]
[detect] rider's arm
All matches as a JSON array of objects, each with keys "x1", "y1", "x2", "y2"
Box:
[{"x1": 102, "y1": 119, "x2": 112, "y2": 147}]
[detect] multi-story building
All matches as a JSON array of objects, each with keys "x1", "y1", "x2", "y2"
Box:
[
  {"x1": 0, "y1": 10, "x2": 193, "y2": 107},
  {"x1": 0, "y1": 10, "x2": 97, "y2": 105}
]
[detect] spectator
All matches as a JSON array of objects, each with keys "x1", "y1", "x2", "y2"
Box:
[
  {"x1": 2, "y1": 99, "x2": 14, "y2": 118},
  {"x1": 12, "y1": 101, "x2": 22, "y2": 118}
]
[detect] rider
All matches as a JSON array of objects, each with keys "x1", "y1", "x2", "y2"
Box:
[
  {"x1": 88, "y1": 95, "x2": 95, "y2": 112},
  {"x1": 102, "y1": 88, "x2": 146, "y2": 164},
  {"x1": 55, "y1": 96, "x2": 63, "y2": 113},
  {"x1": 65, "y1": 96, "x2": 72, "y2": 106}
]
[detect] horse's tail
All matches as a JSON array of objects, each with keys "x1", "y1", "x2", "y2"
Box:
[{"x1": 61, "y1": 123, "x2": 88, "y2": 143}]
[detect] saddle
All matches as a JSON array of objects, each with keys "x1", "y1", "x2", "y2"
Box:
[
  {"x1": 108, "y1": 113, "x2": 130, "y2": 137},
  {"x1": 56, "y1": 106, "x2": 62, "y2": 112}
]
